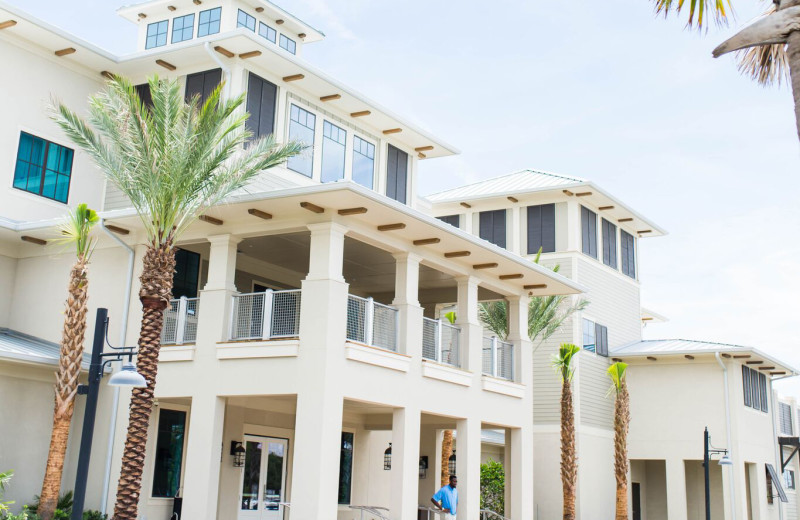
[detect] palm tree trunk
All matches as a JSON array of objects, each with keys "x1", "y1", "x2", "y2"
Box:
[
  {"x1": 441, "y1": 430, "x2": 453, "y2": 487},
  {"x1": 561, "y1": 380, "x2": 577, "y2": 520},
  {"x1": 38, "y1": 258, "x2": 90, "y2": 520},
  {"x1": 113, "y1": 243, "x2": 175, "y2": 520},
  {"x1": 786, "y1": 30, "x2": 800, "y2": 143},
  {"x1": 613, "y1": 379, "x2": 631, "y2": 520}
]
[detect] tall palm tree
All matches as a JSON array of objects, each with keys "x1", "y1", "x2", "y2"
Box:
[
  {"x1": 37, "y1": 204, "x2": 98, "y2": 520},
  {"x1": 553, "y1": 343, "x2": 581, "y2": 520},
  {"x1": 652, "y1": 1, "x2": 800, "y2": 141},
  {"x1": 608, "y1": 362, "x2": 630, "y2": 520},
  {"x1": 441, "y1": 429, "x2": 453, "y2": 486},
  {"x1": 51, "y1": 75, "x2": 302, "y2": 520}
]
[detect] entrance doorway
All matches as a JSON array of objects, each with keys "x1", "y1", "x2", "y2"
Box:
[
  {"x1": 632, "y1": 482, "x2": 641, "y2": 520},
  {"x1": 238, "y1": 435, "x2": 289, "y2": 520}
]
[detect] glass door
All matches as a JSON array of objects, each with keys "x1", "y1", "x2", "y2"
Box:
[{"x1": 238, "y1": 435, "x2": 288, "y2": 520}]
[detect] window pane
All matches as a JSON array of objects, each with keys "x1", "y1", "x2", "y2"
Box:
[
  {"x1": 197, "y1": 7, "x2": 221, "y2": 37},
  {"x1": 279, "y1": 34, "x2": 296, "y2": 54},
  {"x1": 241, "y1": 440, "x2": 263, "y2": 510},
  {"x1": 338, "y1": 432, "x2": 354, "y2": 504},
  {"x1": 172, "y1": 249, "x2": 201, "y2": 298},
  {"x1": 151, "y1": 409, "x2": 186, "y2": 498},
  {"x1": 287, "y1": 105, "x2": 315, "y2": 177},
  {"x1": 259, "y1": 22, "x2": 276, "y2": 43},
  {"x1": 146, "y1": 20, "x2": 168, "y2": 49},
  {"x1": 582, "y1": 319, "x2": 596, "y2": 352},
  {"x1": 14, "y1": 133, "x2": 72, "y2": 203},
  {"x1": 352, "y1": 136, "x2": 375, "y2": 189},
  {"x1": 237, "y1": 9, "x2": 256, "y2": 31},
  {"x1": 321, "y1": 121, "x2": 346, "y2": 183},
  {"x1": 172, "y1": 14, "x2": 194, "y2": 43},
  {"x1": 265, "y1": 442, "x2": 285, "y2": 510}
]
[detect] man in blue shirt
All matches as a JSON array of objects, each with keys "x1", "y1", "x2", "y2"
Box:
[{"x1": 431, "y1": 475, "x2": 458, "y2": 519}]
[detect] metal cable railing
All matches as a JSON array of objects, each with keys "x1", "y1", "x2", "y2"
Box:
[
  {"x1": 349, "y1": 505, "x2": 391, "y2": 520},
  {"x1": 229, "y1": 289, "x2": 302, "y2": 340},
  {"x1": 480, "y1": 509, "x2": 511, "y2": 520},
  {"x1": 482, "y1": 336, "x2": 515, "y2": 381},
  {"x1": 161, "y1": 297, "x2": 200, "y2": 345},
  {"x1": 346, "y1": 295, "x2": 398, "y2": 351},
  {"x1": 422, "y1": 317, "x2": 461, "y2": 368}
]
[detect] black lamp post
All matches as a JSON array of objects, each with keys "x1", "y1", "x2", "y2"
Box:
[
  {"x1": 703, "y1": 426, "x2": 732, "y2": 520},
  {"x1": 70, "y1": 308, "x2": 146, "y2": 520}
]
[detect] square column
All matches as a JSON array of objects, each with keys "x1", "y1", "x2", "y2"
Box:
[
  {"x1": 506, "y1": 295, "x2": 531, "y2": 385},
  {"x1": 180, "y1": 393, "x2": 226, "y2": 519},
  {"x1": 391, "y1": 407, "x2": 421, "y2": 520},
  {"x1": 393, "y1": 253, "x2": 423, "y2": 359},
  {"x1": 455, "y1": 418, "x2": 481, "y2": 520},
  {"x1": 204, "y1": 234, "x2": 241, "y2": 292},
  {"x1": 508, "y1": 427, "x2": 534, "y2": 519},
  {"x1": 197, "y1": 234, "x2": 241, "y2": 348},
  {"x1": 455, "y1": 276, "x2": 482, "y2": 374},
  {"x1": 665, "y1": 458, "x2": 688, "y2": 520}
]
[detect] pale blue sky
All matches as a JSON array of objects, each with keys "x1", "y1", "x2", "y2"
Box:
[{"x1": 10, "y1": 1, "x2": 800, "y2": 393}]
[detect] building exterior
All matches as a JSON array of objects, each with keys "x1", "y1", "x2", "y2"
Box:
[{"x1": 0, "y1": 1, "x2": 799, "y2": 520}]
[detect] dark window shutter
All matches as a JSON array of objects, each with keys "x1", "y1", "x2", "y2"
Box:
[
  {"x1": 595, "y1": 324, "x2": 608, "y2": 357},
  {"x1": 185, "y1": 68, "x2": 222, "y2": 106},
  {"x1": 527, "y1": 204, "x2": 555, "y2": 254},
  {"x1": 581, "y1": 206, "x2": 597, "y2": 258},
  {"x1": 621, "y1": 231, "x2": 636, "y2": 278},
  {"x1": 743, "y1": 365, "x2": 751, "y2": 407},
  {"x1": 751, "y1": 369, "x2": 760, "y2": 410},
  {"x1": 135, "y1": 83, "x2": 153, "y2": 110},
  {"x1": 386, "y1": 145, "x2": 407, "y2": 204},
  {"x1": 438, "y1": 215, "x2": 460, "y2": 228},
  {"x1": 602, "y1": 219, "x2": 617, "y2": 269},
  {"x1": 760, "y1": 373, "x2": 769, "y2": 412},
  {"x1": 479, "y1": 211, "x2": 493, "y2": 242},
  {"x1": 245, "y1": 72, "x2": 277, "y2": 139},
  {"x1": 479, "y1": 210, "x2": 506, "y2": 249}
]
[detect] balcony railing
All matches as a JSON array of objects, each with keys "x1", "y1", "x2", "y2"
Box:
[
  {"x1": 346, "y1": 295, "x2": 398, "y2": 351},
  {"x1": 229, "y1": 289, "x2": 302, "y2": 341},
  {"x1": 482, "y1": 336, "x2": 515, "y2": 381},
  {"x1": 422, "y1": 317, "x2": 461, "y2": 368},
  {"x1": 162, "y1": 297, "x2": 200, "y2": 345}
]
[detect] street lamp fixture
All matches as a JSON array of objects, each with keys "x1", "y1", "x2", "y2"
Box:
[
  {"x1": 108, "y1": 361, "x2": 146, "y2": 387},
  {"x1": 718, "y1": 454, "x2": 733, "y2": 466},
  {"x1": 703, "y1": 426, "x2": 731, "y2": 520}
]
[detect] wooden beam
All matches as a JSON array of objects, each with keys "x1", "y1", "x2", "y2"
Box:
[
  {"x1": 55, "y1": 47, "x2": 76, "y2": 57},
  {"x1": 156, "y1": 59, "x2": 176, "y2": 71},
  {"x1": 413, "y1": 238, "x2": 440, "y2": 246},
  {"x1": 638, "y1": 230, "x2": 653, "y2": 234},
  {"x1": 138, "y1": 12, "x2": 147, "y2": 18},
  {"x1": 618, "y1": 218, "x2": 634, "y2": 223},
  {"x1": 198, "y1": 215, "x2": 223, "y2": 226},
  {"x1": 320, "y1": 94, "x2": 341, "y2": 102},
  {"x1": 167, "y1": 5, "x2": 177, "y2": 11},
  {"x1": 641, "y1": 317, "x2": 653, "y2": 321},
  {"x1": 771, "y1": 371, "x2": 787, "y2": 376},
  {"x1": 721, "y1": 353, "x2": 732, "y2": 358},
  {"x1": 298, "y1": 32, "x2": 307, "y2": 38},
  {"x1": 351, "y1": 110, "x2": 371, "y2": 117},
  {"x1": 337, "y1": 207, "x2": 368, "y2": 216},
  {"x1": 507, "y1": 196, "x2": 518, "y2": 203},
  {"x1": 418, "y1": 153, "x2": 427, "y2": 159},
  {"x1": 377, "y1": 223, "x2": 405, "y2": 231},
  {"x1": 21, "y1": 235, "x2": 46, "y2": 246},
  {"x1": 732, "y1": 354, "x2": 751, "y2": 359},
  {"x1": 473, "y1": 263, "x2": 498, "y2": 270},
  {"x1": 0, "y1": 20, "x2": 18, "y2": 30},
  {"x1": 524, "y1": 284, "x2": 547, "y2": 290},
  {"x1": 105, "y1": 224, "x2": 130, "y2": 235},
  {"x1": 684, "y1": 355, "x2": 695, "y2": 360},
  {"x1": 300, "y1": 201, "x2": 324, "y2": 214},
  {"x1": 758, "y1": 366, "x2": 776, "y2": 371},
  {"x1": 460, "y1": 202, "x2": 471, "y2": 208},
  {"x1": 283, "y1": 74, "x2": 304, "y2": 82},
  {"x1": 575, "y1": 192, "x2": 592, "y2": 197},
  {"x1": 239, "y1": 50, "x2": 262, "y2": 59},
  {"x1": 193, "y1": 0, "x2": 201, "y2": 4},
  {"x1": 562, "y1": 189, "x2": 574, "y2": 196},
  {"x1": 444, "y1": 251, "x2": 470, "y2": 258},
  {"x1": 499, "y1": 274, "x2": 523, "y2": 280},
  {"x1": 612, "y1": 358, "x2": 623, "y2": 363},
  {"x1": 647, "y1": 356, "x2": 657, "y2": 361},
  {"x1": 415, "y1": 146, "x2": 434, "y2": 152},
  {"x1": 101, "y1": 71, "x2": 115, "y2": 80},
  {"x1": 214, "y1": 46, "x2": 234, "y2": 58},
  {"x1": 247, "y1": 208, "x2": 272, "y2": 220},
  {"x1": 383, "y1": 128, "x2": 402, "y2": 135},
  {"x1": 599, "y1": 206, "x2": 614, "y2": 211},
  {"x1": 746, "y1": 360, "x2": 763, "y2": 364},
  {"x1": 276, "y1": 19, "x2": 284, "y2": 24},
  {"x1": 255, "y1": 7, "x2": 264, "y2": 12}
]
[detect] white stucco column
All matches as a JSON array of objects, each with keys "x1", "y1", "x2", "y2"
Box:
[
  {"x1": 290, "y1": 222, "x2": 348, "y2": 520},
  {"x1": 456, "y1": 417, "x2": 481, "y2": 520},
  {"x1": 393, "y1": 252, "x2": 423, "y2": 358},
  {"x1": 180, "y1": 393, "x2": 226, "y2": 519},
  {"x1": 391, "y1": 406, "x2": 421, "y2": 520},
  {"x1": 509, "y1": 207, "x2": 522, "y2": 256},
  {"x1": 508, "y1": 427, "x2": 533, "y2": 519},
  {"x1": 455, "y1": 276, "x2": 482, "y2": 375},
  {"x1": 197, "y1": 234, "x2": 241, "y2": 347},
  {"x1": 204, "y1": 234, "x2": 241, "y2": 292},
  {"x1": 665, "y1": 458, "x2": 688, "y2": 520}
]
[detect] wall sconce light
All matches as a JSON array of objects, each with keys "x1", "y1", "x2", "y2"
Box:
[
  {"x1": 448, "y1": 450, "x2": 456, "y2": 476},
  {"x1": 384, "y1": 443, "x2": 392, "y2": 470},
  {"x1": 230, "y1": 441, "x2": 246, "y2": 467},
  {"x1": 419, "y1": 455, "x2": 429, "y2": 479}
]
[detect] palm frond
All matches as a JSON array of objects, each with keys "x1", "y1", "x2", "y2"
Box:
[
  {"x1": 50, "y1": 75, "x2": 304, "y2": 248},
  {"x1": 607, "y1": 362, "x2": 628, "y2": 396},
  {"x1": 552, "y1": 343, "x2": 581, "y2": 382},
  {"x1": 479, "y1": 301, "x2": 508, "y2": 340},
  {"x1": 52, "y1": 203, "x2": 98, "y2": 260},
  {"x1": 733, "y1": 4, "x2": 788, "y2": 87},
  {"x1": 652, "y1": 0, "x2": 734, "y2": 30}
]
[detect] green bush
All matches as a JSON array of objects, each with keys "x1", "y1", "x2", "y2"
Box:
[
  {"x1": 3, "y1": 507, "x2": 41, "y2": 520},
  {"x1": 26, "y1": 491, "x2": 73, "y2": 514},
  {"x1": 480, "y1": 458, "x2": 505, "y2": 515},
  {"x1": 82, "y1": 511, "x2": 108, "y2": 520}
]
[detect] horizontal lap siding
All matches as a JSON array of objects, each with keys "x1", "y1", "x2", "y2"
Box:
[{"x1": 578, "y1": 353, "x2": 613, "y2": 429}]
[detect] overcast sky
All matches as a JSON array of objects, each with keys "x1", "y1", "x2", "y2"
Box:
[{"x1": 9, "y1": 0, "x2": 800, "y2": 394}]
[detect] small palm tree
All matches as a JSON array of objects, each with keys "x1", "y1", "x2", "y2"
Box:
[
  {"x1": 652, "y1": 1, "x2": 800, "y2": 141},
  {"x1": 37, "y1": 204, "x2": 98, "y2": 520},
  {"x1": 608, "y1": 362, "x2": 630, "y2": 520},
  {"x1": 553, "y1": 343, "x2": 581, "y2": 520},
  {"x1": 51, "y1": 75, "x2": 302, "y2": 520}
]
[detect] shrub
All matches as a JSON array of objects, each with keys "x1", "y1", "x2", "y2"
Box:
[
  {"x1": 480, "y1": 458, "x2": 505, "y2": 515},
  {"x1": 82, "y1": 511, "x2": 108, "y2": 520}
]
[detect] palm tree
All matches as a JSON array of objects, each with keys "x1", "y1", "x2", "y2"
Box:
[
  {"x1": 652, "y1": 1, "x2": 800, "y2": 141},
  {"x1": 37, "y1": 204, "x2": 98, "y2": 520},
  {"x1": 51, "y1": 75, "x2": 302, "y2": 520},
  {"x1": 553, "y1": 343, "x2": 581, "y2": 520},
  {"x1": 608, "y1": 362, "x2": 630, "y2": 520},
  {"x1": 441, "y1": 429, "x2": 453, "y2": 486},
  {"x1": 479, "y1": 249, "x2": 588, "y2": 341}
]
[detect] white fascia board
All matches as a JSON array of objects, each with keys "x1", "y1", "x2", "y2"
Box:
[{"x1": 613, "y1": 349, "x2": 799, "y2": 376}]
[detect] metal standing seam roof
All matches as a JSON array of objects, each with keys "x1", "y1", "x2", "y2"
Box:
[
  {"x1": 426, "y1": 169, "x2": 585, "y2": 202},
  {"x1": 0, "y1": 328, "x2": 90, "y2": 370}
]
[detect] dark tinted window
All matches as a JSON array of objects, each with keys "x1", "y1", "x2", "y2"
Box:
[
  {"x1": 14, "y1": 132, "x2": 73, "y2": 203},
  {"x1": 386, "y1": 145, "x2": 408, "y2": 204},
  {"x1": 151, "y1": 409, "x2": 186, "y2": 498},
  {"x1": 479, "y1": 210, "x2": 507, "y2": 248},
  {"x1": 527, "y1": 204, "x2": 555, "y2": 254},
  {"x1": 581, "y1": 206, "x2": 598, "y2": 259},
  {"x1": 245, "y1": 72, "x2": 277, "y2": 139},
  {"x1": 185, "y1": 68, "x2": 222, "y2": 106},
  {"x1": 172, "y1": 249, "x2": 200, "y2": 298}
]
